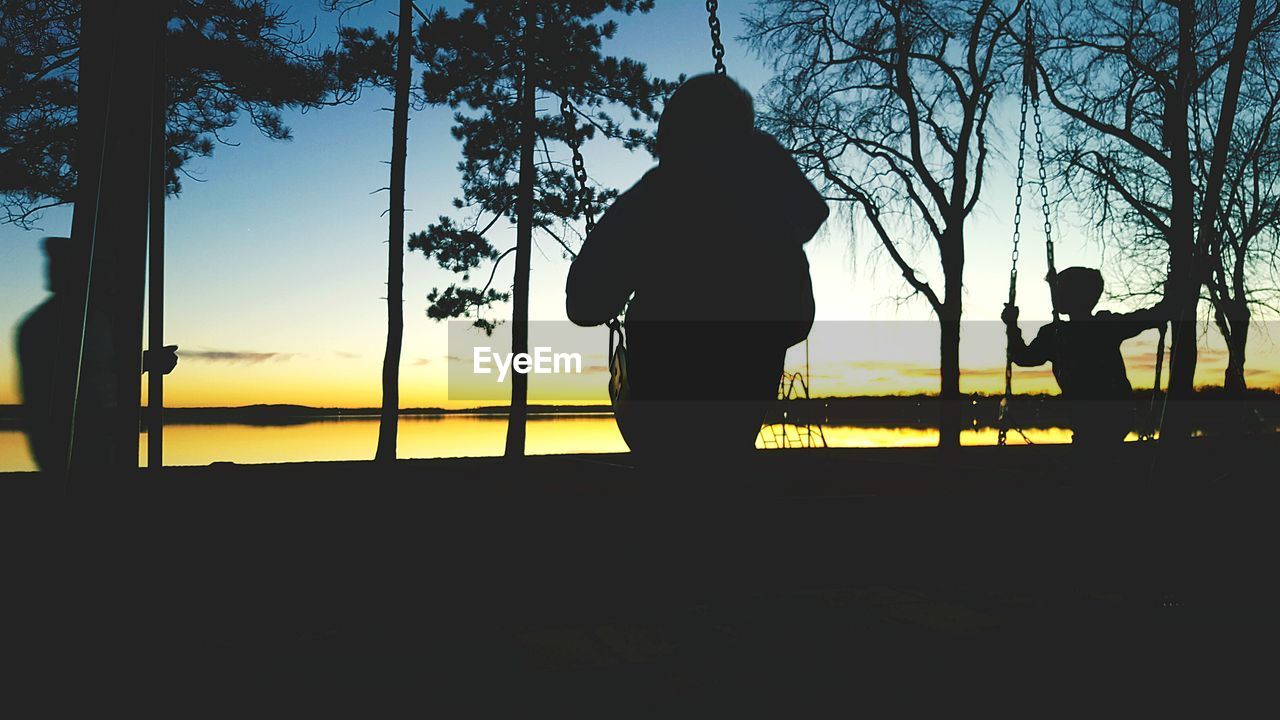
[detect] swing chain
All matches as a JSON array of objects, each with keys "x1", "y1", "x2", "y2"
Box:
[
  {"x1": 1000, "y1": 5, "x2": 1043, "y2": 447},
  {"x1": 1008, "y1": 88, "x2": 1029, "y2": 308},
  {"x1": 559, "y1": 95, "x2": 596, "y2": 236},
  {"x1": 561, "y1": 96, "x2": 621, "y2": 334},
  {"x1": 707, "y1": 1, "x2": 726, "y2": 75},
  {"x1": 1140, "y1": 254, "x2": 1174, "y2": 440},
  {"x1": 1032, "y1": 98, "x2": 1056, "y2": 312},
  {"x1": 999, "y1": 85, "x2": 1030, "y2": 447},
  {"x1": 1140, "y1": 322, "x2": 1169, "y2": 440}
]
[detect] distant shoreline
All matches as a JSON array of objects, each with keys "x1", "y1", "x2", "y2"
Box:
[
  {"x1": 0, "y1": 403, "x2": 624, "y2": 426},
  {"x1": 0, "y1": 403, "x2": 616, "y2": 427},
  {"x1": 1, "y1": 389, "x2": 1277, "y2": 429}
]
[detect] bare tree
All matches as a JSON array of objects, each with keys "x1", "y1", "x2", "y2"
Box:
[
  {"x1": 414, "y1": 1, "x2": 665, "y2": 457},
  {"x1": 1205, "y1": 59, "x2": 1280, "y2": 393},
  {"x1": 746, "y1": 0, "x2": 1020, "y2": 447},
  {"x1": 1034, "y1": 0, "x2": 1280, "y2": 410}
]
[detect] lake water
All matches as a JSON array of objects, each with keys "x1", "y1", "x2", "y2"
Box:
[{"x1": 0, "y1": 414, "x2": 1077, "y2": 473}]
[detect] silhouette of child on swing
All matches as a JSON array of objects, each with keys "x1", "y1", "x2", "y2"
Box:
[
  {"x1": 1002, "y1": 266, "x2": 1169, "y2": 446},
  {"x1": 566, "y1": 74, "x2": 829, "y2": 464}
]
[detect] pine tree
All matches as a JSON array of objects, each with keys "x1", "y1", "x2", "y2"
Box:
[
  {"x1": 328, "y1": 0, "x2": 423, "y2": 462},
  {"x1": 412, "y1": 1, "x2": 669, "y2": 457},
  {"x1": 0, "y1": 0, "x2": 341, "y2": 227}
]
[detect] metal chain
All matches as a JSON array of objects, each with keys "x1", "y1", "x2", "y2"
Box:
[
  {"x1": 1140, "y1": 322, "x2": 1169, "y2": 440},
  {"x1": 1001, "y1": 3, "x2": 1056, "y2": 447},
  {"x1": 1009, "y1": 89, "x2": 1029, "y2": 309},
  {"x1": 559, "y1": 95, "x2": 595, "y2": 235},
  {"x1": 559, "y1": 96, "x2": 625, "y2": 339},
  {"x1": 1142, "y1": 251, "x2": 1174, "y2": 440},
  {"x1": 1032, "y1": 97, "x2": 1057, "y2": 323},
  {"x1": 999, "y1": 87, "x2": 1031, "y2": 447},
  {"x1": 707, "y1": 0, "x2": 726, "y2": 75}
]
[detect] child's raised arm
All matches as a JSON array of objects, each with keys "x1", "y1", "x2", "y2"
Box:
[{"x1": 1098, "y1": 296, "x2": 1173, "y2": 340}]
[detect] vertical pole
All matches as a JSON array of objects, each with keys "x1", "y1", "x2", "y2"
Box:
[
  {"x1": 376, "y1": 0, "x2": 413, "y2": 462},
  {"x1": 505, "y1": 6, "x2": 536, "y2": 458},
  {"x1": 63, "y1": 0, "x2": 111, "y2": 485},
  {"x1": 147, "y1": 4, "x2": 167, "y2": 469},
  {"x1": 805, "y1": 338, "x2": 810, "y2": 396},
  {"x1": 70, "y1": 0, "x2": 155, "y2": 479},
  {"x1": 107, "y1": 0, "x2": 153, "y2": 473}
]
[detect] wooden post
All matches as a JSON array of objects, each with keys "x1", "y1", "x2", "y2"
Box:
[
  {"x1": 147, "y1": 3, "x2": 168, "y2": 469},
  {"x1": 68, "y1": 0, "x2": 158, "y2": 480}
]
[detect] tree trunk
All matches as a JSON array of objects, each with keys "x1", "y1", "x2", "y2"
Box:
[
  {"x1": 1223, "y1": 308, "x2": 1250, "y2": 396},
  {"x1": 937, "y1": 238, "x2": 963, "y2": 449},
  {"x1": 1195, "y1": 0, "x2": 1255, "y2": 251},
  {"x1": 938, "y1": 309, "x2": 962, "y2": 449},
  {"x1": 1162, "y1": 265, "x2": 1201, "y2": 428},
  {"x1": 1202, "y1": 0, "x2": 1257, "y2": 400},
  {"x1": 375, "y1": 0, "x2": 414, "y2": 463},
  {"x1": 505, "y1": 10, "x2": 536, "y2": 459},
  {"x1": 1165, "y1": 280, "x2": 1199, "y2": 394},
  {"x1": 1163, "y1": 0, "x2": 1202, "y2": 431},
  {"x1": 1167, "y1": 0, "x2": 1254, "y2": 433}
]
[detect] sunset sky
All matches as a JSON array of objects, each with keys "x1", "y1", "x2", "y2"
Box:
[{"x1": 2, "y1": 0, "x2": 1278, "y2": 412}]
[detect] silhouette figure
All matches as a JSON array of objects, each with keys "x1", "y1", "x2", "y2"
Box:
[
  {"x1": 16, "y1": 237, "x2": 177, "y2": 473},
  {"x1": 566, "y1": 74, "x2": 828, "y2": 464},
  {"x1": 1003, "y1": 267, "x2": 1168, "y2": 446}
]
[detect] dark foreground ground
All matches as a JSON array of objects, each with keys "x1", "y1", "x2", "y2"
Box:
[{"x1": 2, "y1": 438, "x2": 1276, "y2": 712}]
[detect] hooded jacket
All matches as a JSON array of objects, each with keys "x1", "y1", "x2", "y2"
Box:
[{"x1": 566, "y1": 129, "x2": 828, "y2": 405}]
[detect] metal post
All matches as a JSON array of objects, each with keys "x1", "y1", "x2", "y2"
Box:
[
  {"x1": 69, "y1": 0, "x2": 157, "y2": 479},
  {"x1": 147, "y1": 5, "x2": 167, "y2": 469}
]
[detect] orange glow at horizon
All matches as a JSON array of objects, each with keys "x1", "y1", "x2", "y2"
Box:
[{"x1": 5, "y1": 320, "x2": 1279, "y2": 409}]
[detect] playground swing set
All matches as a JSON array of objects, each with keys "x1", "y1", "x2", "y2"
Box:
[
  {"x1": 60, "y1": 1, "x2": 1181, "y2": 482},
  {"x1": 997, "y1": 2, "x2": 1171, "y2": 446}
]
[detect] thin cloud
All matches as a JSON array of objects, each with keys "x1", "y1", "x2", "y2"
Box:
[
  {"x1": 1126, "y1": 347, "x2": 1229, "y2": 365},
  {"x1": 413, "y1": 358, "x2": 432, "y2": 366},
  {"x1": 183, "y1": 350, "x2": 295, "y2": 365},
  {"x1": 841, "y1": 360, "x2": 907, "y2": 372},
  {"x1": 954, "y1": 366, "x2": 1055, "y2": 379},
  {"x1": 1124, "y1": 352, "x2": 1166, "y2": 364},
  {"x1": 841, "y1": 360, "x2": 1053, "y2": 380},
  {"x1": 334, "y1": 351, "x2": 361, "y2": 359}
]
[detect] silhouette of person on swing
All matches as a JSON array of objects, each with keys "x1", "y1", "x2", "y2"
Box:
[
  {"x1": 566, "y1": 74, "x2": 828, "y2": 465},
  {"x1": 1003, "y1": 266, "x2": 1169, "y2": 447},
  {"x1": 16, "y1": 236, "x2": 177, "y2": 474}
]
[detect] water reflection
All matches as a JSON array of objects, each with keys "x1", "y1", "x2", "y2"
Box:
[
  {"x1": 140, "y1": 414, "x2": 631, "y2": 468},
  {"x1": 0, "y1": 414, "x2": 1089, "y2": 472},
  {"x1": 816, "y1": 425, "x2": 1079, "y2": 447},
  {"x1": 0, "y1": 430, "x2": 36, "y2": 473}
]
